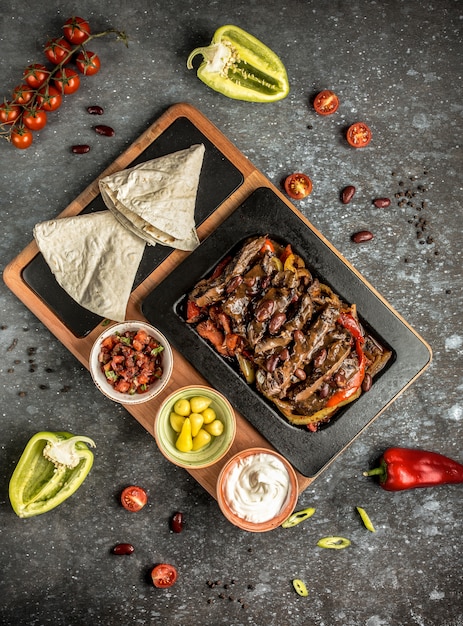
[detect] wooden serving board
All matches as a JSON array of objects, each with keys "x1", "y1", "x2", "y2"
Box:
[
  {"x1": 3, "y1": 103, "x2": 318, "y2": 496},
  {"x1": 3, "y1": 103, "x2": 431, "y2": 498}
]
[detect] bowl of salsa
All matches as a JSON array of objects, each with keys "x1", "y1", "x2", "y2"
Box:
[{"x1": 89, "y1": 320, "x2": 173, "y2": 404}]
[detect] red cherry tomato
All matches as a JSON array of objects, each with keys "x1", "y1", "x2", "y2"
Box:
[
  {"x1": 76, "y1": 51, "x2": 101, "y2": 76},
  {"x1": 151, "y1": 564, "x2": 178, "y2": 588},
  {"x1": 63, "y1": 16, "x2": 91, "y2": 44},
  {"x1": 54, "y1": 68, "x2": 81, "y2": 94},
  {"x1": 313, "y1": 90, "x2": 339, "y2": 115},
  {"x1": 284, "y1": 173, "x2": 313, "y2": 200},
  {"x1": 44, "y1": 37, "x2": 72, "y2": 65},
  {"x1": 37, "y1": 86, "x2": 62, "y2": 111},
  {"x1": 23, "y1": 109, "x2": 48, "y2": 131},
  {"x1": 23, "y1": 64, "x2": 50, "y2": 89},
  {"x1": 12, "y1": 84, "x2": 34, "y2": 105},
  {"x1": 120, "y1": 486, "x2": 148, "y2": 512},
  {"x1": 10, "y1": 127, "x2": 33, "y2": 150},
  {"x1": 0, "y1": 102, "x2": 22, "y2": 125},
  {"x1": 346, "y1": 122, "x2": 372, "y2": 148}
]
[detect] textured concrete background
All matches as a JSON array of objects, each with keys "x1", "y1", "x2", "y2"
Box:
[{"x1": 0, "y1": 1, "x2": 462, "y2": 625}]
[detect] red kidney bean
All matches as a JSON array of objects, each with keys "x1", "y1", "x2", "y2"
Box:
[
  {"x1": 294, "y1": 367, "x2": 306, "y2": 380},
  {"x1": 94, "y1": 124, "x2": 115, "y2": 137},
  {"x1": 361, "y1": 373, "x2": 373, "y2": 392},
  {"x1": 319, "y1": 383, "x2": 330, "y2": 398},
  {"x1": 255, "y1": 299, "x2": 275, "y2": 322},
  {"x1": 171, "y1": 512, "x2": 184, "y2": 533},
  {"x1": 334, "y1": 370, "x2": 347, "y2": 388},
  {"x1": 341, "y1": 185, "x2": 356, "y2": 204},
  {"x1": 226, "y1": 275, "x2": 243, "y2": 293},
  {"x1": 351, "y1": 230, "x2": 374, "y2": 243},
  {"x1": 71, "y1": 144, "x2": 90, "y2": 154},
  {"x1": 112, "y1": 543, "x2": 134, "y2": 555},
  {"x1": 265, "y1": 354, "x2": 280, "y2": 373},
  {"x1": 373, "y1": 197, "x2": 391, "y2": 208},
  {"x1": 268, "y1": 312, "x2": 286, "y2": 335},
  {"x1": 87, "y1": 105, "x2": 104, "y2": 115},
  {"x1": 279, "y1": 347, "x2": 290, "y2": 361},
  {"x1": 313, "y1": 348, "x2": 327, "y2": 368}
]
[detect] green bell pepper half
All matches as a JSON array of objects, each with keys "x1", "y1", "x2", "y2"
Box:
[
  {"x1": 187, "y1": 24, "x2": 290, "y2": 102},
  {"x1": 9, "y1": 431, "x2": 96, "y2": 518}
]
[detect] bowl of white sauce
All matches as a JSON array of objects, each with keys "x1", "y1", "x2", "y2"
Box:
[{"x1": 216, "y1": 447, "x2": 299, "y2": 532}]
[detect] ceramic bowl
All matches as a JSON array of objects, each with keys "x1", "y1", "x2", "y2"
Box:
[
  {"x1": 216, "y1": 447, "x2": 298, "y2": 532},
  {"x1": 89, "y1": 320, "x2": 173, "y2": 404},
  {"x1": 154, "y1": 385, "x2": 236, "y2": 469}
]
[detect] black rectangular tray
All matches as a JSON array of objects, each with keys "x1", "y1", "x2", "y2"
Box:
[
  {"x1": 21, "y1": 116, "x2": 244, "y2": 338},
  {"x1": 142, "y1": 186, "x2": 431, "y2": 477}
]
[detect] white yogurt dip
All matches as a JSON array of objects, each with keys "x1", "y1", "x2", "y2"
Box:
[{"x1": 223, "y1": 452, "x2": 291, "y2": 523}]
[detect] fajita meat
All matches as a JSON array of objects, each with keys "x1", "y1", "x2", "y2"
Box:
[{"x1": 186, "y1": 236, "x2": 392, "y2": 430}]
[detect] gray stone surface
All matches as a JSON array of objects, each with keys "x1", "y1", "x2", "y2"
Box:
[{"x1": 0, "y1": 1, "x2": 462, "y2": 625}]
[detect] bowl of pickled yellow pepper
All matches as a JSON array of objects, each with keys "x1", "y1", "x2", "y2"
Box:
[{"x1": 154, "y1": 385, "x2": 236, "y2": 469}]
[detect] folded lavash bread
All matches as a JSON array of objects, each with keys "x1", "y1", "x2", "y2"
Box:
[
  {"x1": 99, "y1": 144, "x2": 205, "y2": 251},
  {"x1": 33, "y1": 211, "x2": 146, "y2": 322}
]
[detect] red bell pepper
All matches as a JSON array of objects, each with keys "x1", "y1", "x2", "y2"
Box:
[
  {"x1": 363, "y1": 447, "x2": 463, "y2": 491},
  {"x1": 326, "y1": 312, "x2": 365, "y2": 408}
]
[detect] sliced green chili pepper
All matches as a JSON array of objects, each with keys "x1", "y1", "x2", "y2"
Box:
[
  {"x1": 187, "y1": 24, "x2": 290, "y2": 102},
  {"x1": 282, "y1": 506, "x2": 316, "y2": 528},
  {"x1": 356, "y1": 506, "x2": 376, "y2": 532},
  {"x1": 292, "y1": 579, "x2": 309, "y2": 597},
  {"x1": 317, "y1": 536, "x2": 351, "y2": 550},
  {"x1": 9, "y1": 431, "x2": 96, "y2": 518}
]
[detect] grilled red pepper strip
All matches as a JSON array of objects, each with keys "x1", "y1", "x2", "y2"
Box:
[
  {"x1": 326, "y1": 313, "x2": 365, "y2": 408},
  {"x1": 363, "y1": 447, "x2": 463, "y2": 491}
]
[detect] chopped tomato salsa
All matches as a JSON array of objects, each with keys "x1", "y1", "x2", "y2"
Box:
[{"x1": 98, "y1": 329, "x2": 164, "y2": 395}]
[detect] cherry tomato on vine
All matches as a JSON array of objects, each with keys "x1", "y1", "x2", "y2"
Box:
[
  {"x1": 12, "y1": 84, "x2": 34, "y2": 105},
  {"x1": 284, "y1": 173, "x2": 313, "y2": 200},
  {"x1": 346, "y1": 122, "x2": 372, "y2": 148},
  {"x1": 63, "y1": 16, "x2": 91, "y2": 44},
  {"x1": 10, "y1": 126, "x2": 33, "y2": 149},
  {"x1": 37, "y1": 86, "x2": 62, "y2": 111},
  {"x1": 120, "y1": 486, "x2": 148, "y2": 512},
  {"x1": 0, "y1": 102, "x2": 22, "y2": 125},
  {"x1": 313, "y1": 89, "x2": 339, "y2": 115},
  {"x1": 75, "y1": 51, "x2": 101, "y2": 75},
  {"x1": 44, "y1": 37, "x2": 72, "y2": 65},
  {"x1": 23, "y1": 109, "x2": 47, "y2": 131},
  {"x1": 23, "y1": 64, "x2": 49, "y2": 89},
  {"x1": 151, "y1": 564, "x2": 178, "y2": 589},
  {"x1": 54, "y1": 68, "x2": 81, "y2": 94}
]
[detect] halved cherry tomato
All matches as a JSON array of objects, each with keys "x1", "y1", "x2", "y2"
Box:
[
  {"x1": 54, "y1": 68, "x2": 81, "y2": 94},
  {"x1": 313, "y1": 90, "x2": 339, "y2": 115},
  {"x1": 37, "y1": 86, "x2": 62, "y2": 111},
  {"x1": 120, "y1": 485, "x2": 148, "y2": 512},
  {"x1": 23, "y1": 109, "x2": 47, "y2": 131},
  {"x1": 151, "y1": 564, "x2": 178, "y2": 588},
  {"x1": 10, "y1": 126, "x2": 33, "y2": 150},
  {"x1": 0, "y1": 102, "x2": 22, "y2": 125},
  {"x1": 44, "y1": 37, "x2": 72, "y2": 65},
  {"x1": 12, "y1": 84, "x2": 34, "y2": 105},
  {"x1": 63, "y1": 16, "x2": 91, "y2": 45},
  {"x1": 23, "y1": 64, "x2": 49, "y2": 89},
  {"x1": 76, "y1": 51, "x2": 101, "y2": 75},
  {"x1": 346, "y1": 122, "x2": 372, "y2": 148},
  {"x1": 284, "y1": 173, "x2": 313, "y2": 200}
]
